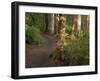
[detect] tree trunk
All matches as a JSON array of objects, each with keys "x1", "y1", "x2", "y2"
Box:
[
  {"x1": 48, "y1": 14, "x2": 54, "y2": 34},
  {"x1": 72, "y1": 15, "x2": 81, "y2": 37},
  {"x1": 55, "y1": 14, "x2": 59, "y2": 35},
  {"x1": 57, "y1": 14, "x2": 66, "y2": 52},
  {"x1": 87, "y1": 16, "x2": 90, "y2": 31},
  {"x1": 50, "y1": 14, "x2": 66, "y2": 65},
  {"x1": 77, "y1": 15, "x2": 81, "y2": 36}
]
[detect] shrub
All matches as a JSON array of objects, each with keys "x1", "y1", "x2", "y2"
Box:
[
  {"x1": 25, "y1": 13, "x2": 47, "y2": 32},
  {"x1": 64, "y1": 32, "x2": 89, "y2": 65},
  {"x1": 66, "y1": 26, "x2": 72, "y2": 35},
  {"x1": 25, "y1": 25, "x2": 47, "y2": 46}
]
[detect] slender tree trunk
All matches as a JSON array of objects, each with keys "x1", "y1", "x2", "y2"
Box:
[
  {"x1": 72, "y1": 15, "x2": 77, "y2": 37},
  {"x1": 77, "y1": 15, "x2": 81, "y2": 36},
  {"x1": 48, "y1": 14, "x2": 54, "y2": 34},
  {"x1": 72, "y1": 15, "x2": 81, "y2": 37},
  {"x1": 87, "y1": 16, "x2": 90, "y2": 31},
  {"x1": 55, "y1": 14, "x2": 59, "y2": 35}
]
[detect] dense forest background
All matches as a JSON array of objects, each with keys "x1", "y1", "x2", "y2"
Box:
[{"x1": 25, "y1": 12, "x2": 89, "y2": 68}]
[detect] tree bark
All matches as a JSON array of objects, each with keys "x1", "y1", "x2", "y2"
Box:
[
  {"x1": 72, "y1": 15, "x2": 81, "y2": 37},
  {"x1": 87, "y1": 16, "x2": 90, "y2": 31},
  {"x1": 50, "y1": 14, "x2": 66, "y2": 65},
  {"x1": 77, "y1": 15, "x2": 81, "y2": 36},
  {"x1": 48, "y1": 14, "x2": 54, "y2": 34},
  {"x1": 55, "y1": 14, "x2": 59, "y2": 35},
  {"x1": 55, "y1": 14, "x2": 66, "y2": 62}
]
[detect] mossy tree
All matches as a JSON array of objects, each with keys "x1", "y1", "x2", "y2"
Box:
[{"x1": 51, "y1": 14, "x2": 66, "y2": 65}]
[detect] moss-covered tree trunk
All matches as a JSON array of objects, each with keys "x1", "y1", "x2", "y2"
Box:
[
  {"x1": 57, "y1": 14, "x2": 66, "y2": 54},
  {"x1": 51, "y1": 14, "x2": 66, "y2": 65}
]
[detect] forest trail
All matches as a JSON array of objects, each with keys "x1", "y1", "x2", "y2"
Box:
[{"x1": 26, "y1": 34, "x2": 58, "y2": 68}]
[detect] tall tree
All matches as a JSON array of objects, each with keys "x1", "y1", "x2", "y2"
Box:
[
  {"x1": 52, "y1": 14, "x2": 66, "y2": 65},
  {"x1": 87, "y1": 16, "x2": 90, "y2": 31},
  {"x1": 55, "y1": 14, "x2": 59, "y2": 35},
  {"x1": 77, "y1": 15, "x2": 81, "y2": 36},
  {"x1": 57, "y1": 14, "x2": 66, "y2": 52},
  {"x1": 72, "y1": 15, "x2": 81, "y2": 37},
  {"x1": 47, "y1": 14, "x2": 55, "y2": 34}
]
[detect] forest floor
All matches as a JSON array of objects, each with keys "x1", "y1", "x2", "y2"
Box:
[{"x1": 26, "y1": 34, "x2": 59, "y2": 68}]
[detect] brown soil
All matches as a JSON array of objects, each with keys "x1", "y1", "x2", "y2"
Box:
[{"x1": 26, "y1": 34, "x2": 58, "y2": 68}]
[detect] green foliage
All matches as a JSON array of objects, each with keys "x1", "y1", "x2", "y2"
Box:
[
  {"x1": 25, "y1": 25, "x2": 46, "y2": 46},
  {"x1": 65, "y1": 15, "x2": 73, "y2": 35},
  {"x1": 25, "y1": 13, "x2": 47, "y2": 46},
  {"x1": 66, "y1": 26, "x2": 72, "y2": 35},
  {"x1": 25, "y1": 13, "x2": 90, "y2": 65},
  {"x1": 81, "y1": 15, "x2": 88, "y2": 32},
  {"x1": 66, "y1": 15, "x2": 73, "y2": 26},
  {"x1": 25, "y1": 12, "x2": 47, "y2": 32},
  {"x1": 64, "y1": 15, "x2": 89, "y2": 65},
  {"x1": 64, "y1": 31, "x2": 89, "y2": 65}
]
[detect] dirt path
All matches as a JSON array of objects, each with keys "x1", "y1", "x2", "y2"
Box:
[{"x1": 26, "y1": 34, "x2": 58, "y2": 68}]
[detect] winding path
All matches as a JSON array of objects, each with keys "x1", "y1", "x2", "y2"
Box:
[{"x1": 26, "y1": 34, "x2": 57, "y2": 68}]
